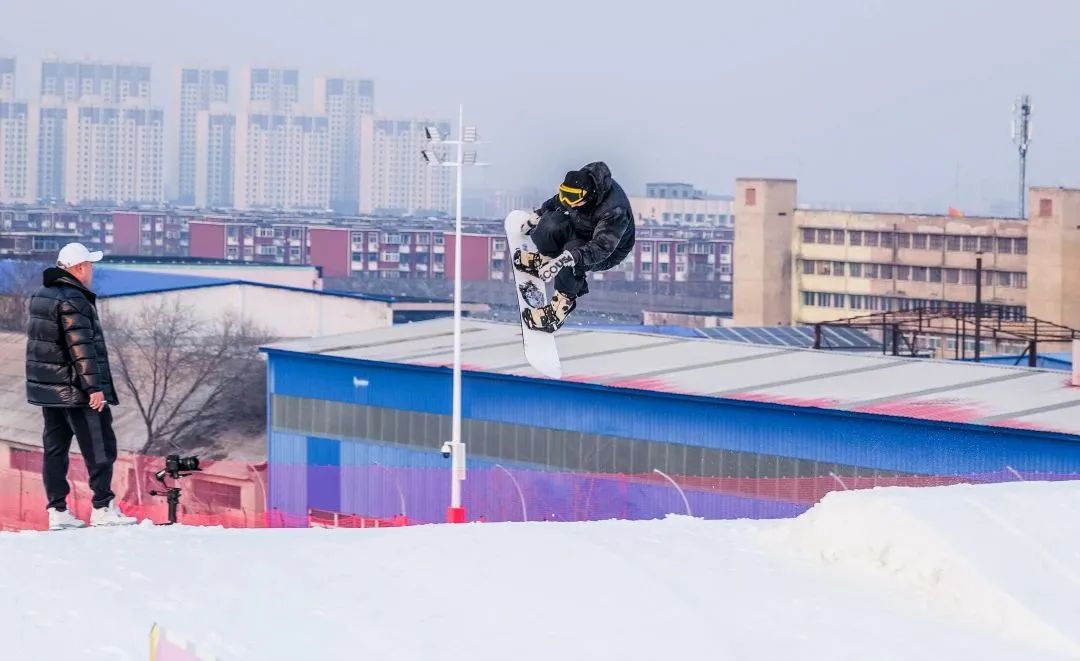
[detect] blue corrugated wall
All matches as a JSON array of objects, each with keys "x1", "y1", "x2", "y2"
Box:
[{"x1": 265, "y1": 349, "x2": 1080, "y2": 476}]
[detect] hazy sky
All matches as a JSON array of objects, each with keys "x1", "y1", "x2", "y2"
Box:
[{"x1": 2, "y1": 0, "x2": 1078, "y2": 214}]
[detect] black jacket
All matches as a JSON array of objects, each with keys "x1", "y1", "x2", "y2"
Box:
[
  {"x1": 25, "y1": 267, "x2": 119, "y2": 407},
  {"x1": 537, "y1": 161, "x2": 635, "y2": 273}
]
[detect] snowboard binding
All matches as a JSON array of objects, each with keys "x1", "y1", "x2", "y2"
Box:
[{"x1": 522, "y1": 291, "x2": 577, "y2": 333}]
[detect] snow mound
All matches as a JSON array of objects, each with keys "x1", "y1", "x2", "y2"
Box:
[
  {"x1": 772, "y1": 481, "x2": 1080, "y2": 658},
  {"x1": 3, "y1": 482, "x2": 1079, "y2": 660}
]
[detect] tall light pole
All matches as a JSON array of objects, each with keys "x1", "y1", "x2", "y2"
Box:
[
  {"x1": 422, "y1": 105, "x2": 483, "y2": 523},
  {"x1": 1012, "y1": 95, "x2": 1032, "y2": 218}
]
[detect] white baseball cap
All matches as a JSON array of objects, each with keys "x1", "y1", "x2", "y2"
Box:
[{"x1": 57, "y1": 242, "x2": 103, "y2": 268}]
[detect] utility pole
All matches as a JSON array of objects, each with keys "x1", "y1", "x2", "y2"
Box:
[
  {"x1": 1012, "y1": 95, "x2": 1032, "y2": 218},
  {"x1": 974, "y1": 252, "x2": 983, "y2": 362}
]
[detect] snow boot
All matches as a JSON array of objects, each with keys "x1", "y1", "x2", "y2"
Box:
[
  {"x1": 522, "y1": 291, "x2": 577, "y2": 333},
  {"x1": 513, "y1": 248, "x2": 544, "y2": 278}
]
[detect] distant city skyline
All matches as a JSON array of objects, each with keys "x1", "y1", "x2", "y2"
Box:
[{"x1": 1, "y1": 0, "x2": 1079, "y2": 215}]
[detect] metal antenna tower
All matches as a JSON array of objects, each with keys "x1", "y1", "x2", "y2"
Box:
[{"x1": 1011, "y1": 95, "x2": 1032, "y2": 218}]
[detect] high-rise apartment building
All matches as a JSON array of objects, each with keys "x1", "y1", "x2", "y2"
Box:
[
  {"x1": 0, "y1": 57, "x2": 14, "y2": 101},
  {"x1": 234, "y1": 112, "x2": 330, "y2": 210},
  {"x1": 0, "y1": 57, "x2": 36, "y2": 203},
  {"x1": 37, "y1": 59, "x2": 161, "y2": 204},
  {"x1": 244, "y1": 67, "x2": 299, "y2": 113},
  {"x1": 174, "y1": 68, "x2": 228, "y2": 205},
  {"x1": 64, "y1": 104, "x2": 165, "y2": 205},
  {"x1": 194, "y1": 106, "x2": 235, "y2": 208},
  {"x1": 359, "y1": 117, "x2": 453, "y2": 216},
  {"x1": 314, "y1": 77, "x2": 374, "y2": 214},
  {"x1": 0, "y1": 100, "x2": 36, "y2": 203},
  {"x1": 40, "y1": 58, "x2": 151, "y2": 106}
]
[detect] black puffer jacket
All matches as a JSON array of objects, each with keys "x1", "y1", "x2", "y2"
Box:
[
  {"x1": 25, "y1": 267, "x2": 119, "y2": 407},
  {"x1": 537, "y1": 161, "x2": 636, "y2": 273}
]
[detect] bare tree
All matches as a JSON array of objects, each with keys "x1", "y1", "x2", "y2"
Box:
[
  {"x1": 106, "y1": 299, "x2": 272, "y2": 457},
  {"x1": 0, "y1": 260, "x2": 47, "y2": 331}
]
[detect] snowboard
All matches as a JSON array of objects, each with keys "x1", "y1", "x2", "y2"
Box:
[{"x1": 504, "y1": 210, "x2": 562, "y2": 379}]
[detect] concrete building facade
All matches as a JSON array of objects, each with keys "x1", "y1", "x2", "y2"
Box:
[
  {"x1": 733, "y1": 178, "x2": 1080, "y2": 341},
  {"x1": 631, "y1": 182, "x2": 734, "y2": 228}
]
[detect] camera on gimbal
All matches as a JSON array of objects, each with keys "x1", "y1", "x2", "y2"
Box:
[{"x1": 149, "y1": 454, "x2": 201, "y2": 525}]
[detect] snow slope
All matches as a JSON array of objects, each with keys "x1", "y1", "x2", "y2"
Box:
[{"x1": 1, "y1": 481, "x2": 1078, "y2": 661}]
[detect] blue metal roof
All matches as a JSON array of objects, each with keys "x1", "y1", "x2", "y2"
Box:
[
  {"x1": 0, "y1": 260, "x2": 395, "y2": 302},
  {"x1": 963, "y1": 353, "x2": 1073, "y2": 371},
  {"x1": 93, "y1": 269, "x2": 233, "y2": 297}
]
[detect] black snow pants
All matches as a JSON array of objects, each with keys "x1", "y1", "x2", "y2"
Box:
[{"x1": 41, "y1": 406, "x2": 118, "y2": 510}]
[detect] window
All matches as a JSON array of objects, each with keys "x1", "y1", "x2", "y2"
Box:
[
  {"x1": 929, "y1": 234, "x2": 944, "y2": 250},
  {"x1": 641, "y1": 243, "x2": 652, "y2": 252},
  {"x1": 962, "y1": 236, "x2": 977, "y2": 252},
  {"x1": 833, "y1": 229, "x2": 845, "y2": 244},
  {"x1": 912, "y1": 266, "x2": 928, "y2": 282},
  {"x1": 381, "y1": 252, "x2": 400, "y2": 262},
  {"x1": 880, "y1": 264, "x2": 894, "y2": 279},
  {"x1": 880, "y1": 232, "x2": 894, "y2": 248},
  {"x1": 802, "y1": 260, "x2": 815, "y2": 275},
  {"x1": 659, "y1": 243, "x2": 669, "y2": 252},
  {"x1": 947, "y1": 236, "x2": 962, "y2": 251},
  {"x1": 895, "y1": 265, "x2": 911, "y2": 280},
  {"x1": 864, "y1": 264, "x2": 879, "y2": 278},
  {"x1": 802, "y1": 291, "x2": 815, "y2": 306},
  {"x1": 961, "y1": 269, "x2": 976, "y2": 285},
  {"x1": 832, "y1": 261, "x2": 845, "y2": 275},
  {"x1": 660, "y1": 263, "x2": 669, "y2": 274},
  {"x1": 945, "y1": 268, "x2": 960, "y2": 284},
  {"x1": 998, "y1": 272, "x2": 1012, "y2": 287},
  {"x1": 929, "y1": 267, "x2": 942, "y2": 283},
  {"x1": 816, "y1": 262, "x2": 832, "y2": 276},
  {"x1": 1014, "y1": 238, "x2": 1027, "y2": 255},
  {"x1": 745, "y1": 187, "x2": 756, "y2": 206},
  {"x1": 641, "y1": 262, "x2": 652, "y2": 273},
  {"x1": 676, "y1": 243, "x2": 686, "y2": 253},
  {"x1": 849, "y1": 263, "x2": 862, "y2": 277},
  {"x1": 1014, "y1": 272, "x2": 1027, "y2": 288},
  {"x1": 802, "y1": 228, "x2": 816, "y2": 243},
  {"x1": 290, "y1": 228, "x2": 303, "y2": 239},
  {"x1": 913, "y1": 234, "x2": 928, "y2": 249},
  {"x1": 435, "y1": 235, "x2": 445, "y2": 245},
  {"x1": 895, "y1": 233, "x2": 911, "y2": 249},
  {"x1": 1039, "y1": 198, "x2": 1052, "y2": 217},
  {"x1": 816, "y1": 229, "x2": 832, "y2": 244},
  {"x1": 997, "y1": 237, "x2": 1012, "y2": 254},
  {"x1": 492, "y1": 239, "x2": 506, "y2": 251},
  {"x1": 864, "y1": 231, "x2": 879, "y2": 247},
  {"x1": 816, "y1": 292, "x2": 831, "y2": 307},
  {"x1": 978, "y1": 237, "x2": 995, "y2": 252}
]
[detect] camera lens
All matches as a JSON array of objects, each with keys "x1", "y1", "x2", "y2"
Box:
[{"x1": 179, "y1": 456, "x2": 200, "y2": 471}]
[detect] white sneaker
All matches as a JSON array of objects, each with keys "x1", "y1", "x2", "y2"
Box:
[
  {"x1": 48, "y1": 507, "x2": 87, "y2": 531},
  {"x1": 90, "y1": 500, "x2": 138, "y2": 527}
]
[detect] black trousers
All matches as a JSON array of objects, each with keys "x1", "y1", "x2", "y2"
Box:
[
  {"x1": 41, "y1": 406, "x2": 117, "y2": 510},
  {"x1": 530, "y1": 213, "x2": 589, "y2": 298}
]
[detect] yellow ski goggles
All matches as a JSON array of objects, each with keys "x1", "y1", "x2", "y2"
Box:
[{"x1": 558, "y1": 184, "x2": 588, "y2": 208}]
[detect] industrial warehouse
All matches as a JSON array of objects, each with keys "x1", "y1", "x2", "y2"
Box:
[{"x1": 262, "y1": 318, "x2": 1080, "y2": 524}]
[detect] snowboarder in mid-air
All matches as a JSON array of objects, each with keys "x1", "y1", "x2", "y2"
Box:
[{"x1": 513, "y1": 161, "x2": 636, "y2": 332}]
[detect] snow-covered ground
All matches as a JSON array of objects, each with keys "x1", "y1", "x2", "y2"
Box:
[{"x1": 1, "y1": 481, "x2": 1078, "y2": 661}]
